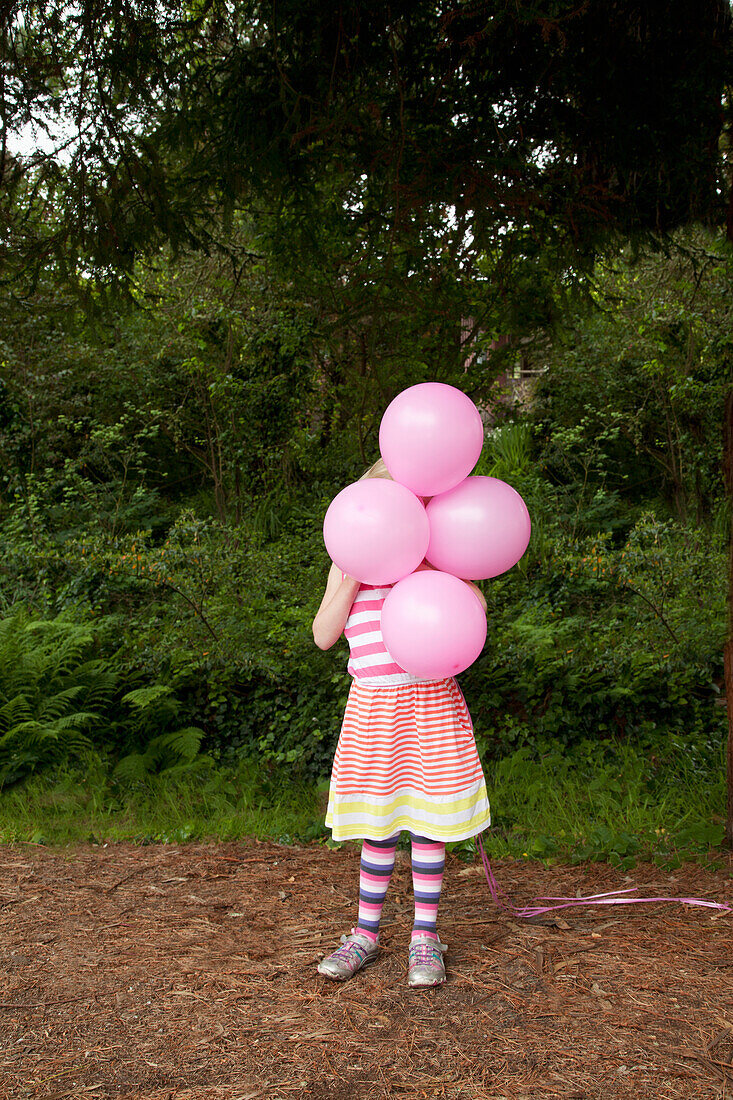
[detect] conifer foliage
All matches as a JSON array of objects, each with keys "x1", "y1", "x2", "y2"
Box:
[{"x1": 1, "y1": 1, "x2": 731, "y2": 289}]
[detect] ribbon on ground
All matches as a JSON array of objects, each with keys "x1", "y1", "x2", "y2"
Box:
[{"x1": 476, "y1": 833, "x2": 732, "y2": 918}]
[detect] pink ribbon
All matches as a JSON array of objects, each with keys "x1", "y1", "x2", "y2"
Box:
[{"x1": 476, "y1": 833, "x2": 733, "y2": 918}]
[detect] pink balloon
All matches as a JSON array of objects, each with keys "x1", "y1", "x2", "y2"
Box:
[
  {"x1": 323, "y1": 479, "x2": 429, "y2": 585},
  {"x1": 426, "y1": 476, "x2": 531, "y2": 579},
  {"x1": 379, "y1": 382, "x2": 484, "y2": 496},
  {"x1": 381, "y1": 570, "x2": 487, "y2": 679}
]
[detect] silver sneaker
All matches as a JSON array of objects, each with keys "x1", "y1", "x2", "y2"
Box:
[
  {"x1": 317, "y1": 931, "x2": 379, "y2": 981},
  {"x1": 407, "y1": 933, "x2": 447, "y2": 988}
]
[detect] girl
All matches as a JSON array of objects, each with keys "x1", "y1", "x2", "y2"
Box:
[{"x1": 312, "y1": 459, "x2": 491, "y2": 988}]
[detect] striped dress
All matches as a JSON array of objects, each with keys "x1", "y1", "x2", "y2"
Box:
[{"x1": 325, "y1": 581, "x2": 491, "y2": 843}]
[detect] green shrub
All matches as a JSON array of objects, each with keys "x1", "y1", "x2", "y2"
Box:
[
  {"x1": 0, "y1": 410, "x2": 726, "y2": 786},
  {"x1": 464, "y1": 509, "x2": 726, "y2": 755}
]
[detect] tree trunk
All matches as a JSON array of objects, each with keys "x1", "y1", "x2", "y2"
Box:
[
  {"x1": 726, "y1": 636, "x2": 733, "y2": 847},
  {"x1": 724, "y1": 387, "x2": 733, "y2": 846}
]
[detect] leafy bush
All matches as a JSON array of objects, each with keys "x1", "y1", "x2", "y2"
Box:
[
  {"x1": 1, "y1": 453, "x2": 725, "y2": 784},
  {"x1": 530, "y1": 237, "x2": 731, "y2": 527},
  {"x1": 0, "y1": 236, "x2": 729, "y2": 791},
  {"x1": 464, "y1": 509, "x2": 726, "y2": 755}
]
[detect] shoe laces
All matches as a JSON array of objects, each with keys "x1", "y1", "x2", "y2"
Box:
[
  {"x1": 409, "y1": 941, "x2": 443, "y2": 968},
  {"x1": 331, "y1": 937, "x2": 369, "y2": 971}
]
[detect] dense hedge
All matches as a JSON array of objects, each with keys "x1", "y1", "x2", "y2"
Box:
[
  {"x1": 0, "y1": 235, "x2": 729, "y2": 788},
  {"x1": 0, "y1": 471, "x2": 725, "y2": 786}
]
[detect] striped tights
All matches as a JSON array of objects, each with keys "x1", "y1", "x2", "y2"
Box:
[{"x1": 354, "y1": 833, "x2": 445, "y2": 943}]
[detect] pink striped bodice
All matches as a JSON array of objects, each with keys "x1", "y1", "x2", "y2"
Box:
[{"x1": 344, "y1": 582, "x2": 427, "y2": 687}]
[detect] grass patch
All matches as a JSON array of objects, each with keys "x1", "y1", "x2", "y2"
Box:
[
  {"x1": 0, "y1": 731, "x2": 725, "y2": 868},
  {"x1": 470, "y1": 733, "x2": 726, "y2": 869},
  {"x1": 0, "y1": 755, "x2": 325, "y2": 847}
]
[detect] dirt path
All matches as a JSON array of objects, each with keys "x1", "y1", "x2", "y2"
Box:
[{"x1": 1, "y1": 841, "x2": 732, "y2": 1100}]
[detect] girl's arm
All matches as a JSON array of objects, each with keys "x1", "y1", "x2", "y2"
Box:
[{"x1": 312, "y1": 563, "x2": 361, "y2": 650}]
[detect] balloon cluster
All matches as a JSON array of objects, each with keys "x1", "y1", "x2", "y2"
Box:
[{"x1": 324, "y1": 382, "x2": 531, "y2": 679}]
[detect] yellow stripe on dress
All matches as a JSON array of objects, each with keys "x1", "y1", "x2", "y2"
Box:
[
  {"x1": 325, "y1": 811, "x2": 491, "y2": 843},
  {"x1": 325, "y1": 781, "x2": 491, "y2": 842}
]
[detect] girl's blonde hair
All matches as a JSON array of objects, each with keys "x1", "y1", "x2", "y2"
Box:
[{"x1": 359, "y1": 458, "x2": 392, "y2": 480}]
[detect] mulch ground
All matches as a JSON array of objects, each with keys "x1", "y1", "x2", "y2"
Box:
[{"x1": 1, "y1": 842, "x2": 732, "y2": 1100}]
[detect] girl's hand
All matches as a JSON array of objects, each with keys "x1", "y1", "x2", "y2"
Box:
[{"x1": 466, "y1": 580, "x2": 487, "y2": 612}]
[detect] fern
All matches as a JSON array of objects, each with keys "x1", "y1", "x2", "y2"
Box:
[
  {"x1": 111, "y1": 752, "x2": 150, "y2": 782},
  {"x1": 113, "y1": 726, "x2": 207, "y2": 781},
  {"x1": 114, "y1": 682, "x2": 209, "y2": 781},
  {"x1": 37, "y1": 685, "x2": 85, "y2": 721},
  {"x1": 0, "y1": 610, "x2": 116, "y2": 789},
  {"x1": 0, "y1": 609, "x2": 209, "y2": 789},
  {"x1": 157, "y1": 727, "x2": 204, "y2": 763},
  {"x1": 0, "y1": 694, "x2": 33, "y2": 732},
  {"x1": 121, "y1": 685, "x2": 174, "y2": 708}
]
